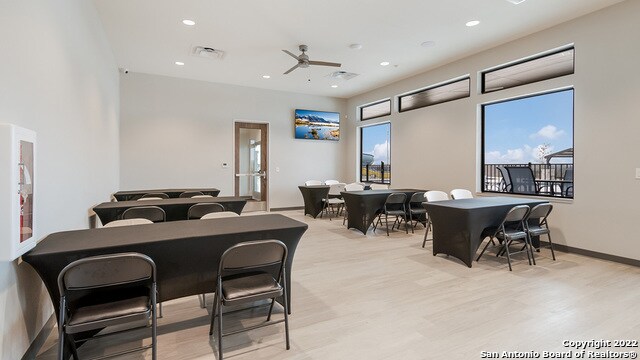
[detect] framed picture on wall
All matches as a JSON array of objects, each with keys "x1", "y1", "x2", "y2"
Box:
[
  {"x1": 294, "y1": 109, "x2": 340, "y2": 141},
  {"x1": 0, "y1": 124, "x2": 37, "y2": 261}
]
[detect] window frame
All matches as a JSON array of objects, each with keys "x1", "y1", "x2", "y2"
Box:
[
  {"x1": 480, "y1": 87, "x2": 575, "y2": 199},
  {"x1": 398, "y1": 76, "x2": 470, "y2": 113},
  {"x1": 359, "y1": 121, "x2": 391, "y2": 184},
  {"x1": 481, "y1": 45, "x2": 575, "y2": 94},
  {"x1": 360, "y1": 99, "x2": 392, "y2": 121}
]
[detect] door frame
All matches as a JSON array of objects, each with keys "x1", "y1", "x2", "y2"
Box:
[{"x1": 233, "y1": 120, "x2": 269, "y2": 208}]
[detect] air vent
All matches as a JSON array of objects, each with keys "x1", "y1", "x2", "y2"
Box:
[
  {"x1": 191, "y1": 46, "x2": 225, "y2": 60},
  {"x1": 327, "y1": 71, "x2": 359, "y2": 80}
]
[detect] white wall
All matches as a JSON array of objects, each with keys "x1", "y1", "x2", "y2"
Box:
[
  {"x1": 346, "y1": 0, "x2": 640, "y2": 260},
  {"x1": 0, "y1": 1, "x2": 119, "y2": 358},
  {"x1": 119, "y1": 73, "x2": 347, "y2": 208}
]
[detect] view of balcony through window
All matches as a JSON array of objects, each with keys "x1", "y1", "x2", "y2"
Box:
[
  {"x1": 360, "y1": 122, "x2": 391, "y2": 184},
  {"x1": 482, "y1": 89, "x2": 574, "y2": 198}
]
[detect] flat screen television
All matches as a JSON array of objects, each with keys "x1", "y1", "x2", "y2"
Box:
[{"x1": 294, "y1": 109, "x2": 340, "y2": 141}]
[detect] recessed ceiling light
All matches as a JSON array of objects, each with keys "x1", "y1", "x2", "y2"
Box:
[
  {"x1": 466, "y1": 20, "x2": 480, "y2": 27},
  {"x1": 262, "y1": 75, "x2": 271, "y2": 79},
  {"x1": 380, "y1": 61, "x2": 390, "y2": 66},
  {"x1": 331, "y1": 85, "x2": 338, "y2": 88},
  {"x1": 421, "y1": 41, "x2": 436, "y2": 48},
  {"x1": 182, "y1": 19, "x2": 196, "y2": 26},
  {"x1": 175, "y1": 61, "x2": 185, "y2": 66},
  {"x1": 349, "y1": 43, "x2": 363, "y2": 50}
]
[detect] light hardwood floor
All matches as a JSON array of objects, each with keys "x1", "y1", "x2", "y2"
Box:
[{"x1": 37, "y1": 210, "x2": 640, "y2": 359}]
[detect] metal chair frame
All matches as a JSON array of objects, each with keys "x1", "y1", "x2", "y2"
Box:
[
  {"x1": 209, "y1": 240, "x2": 290, "y2": 360},
  {"x1": 57, "y1": 253, "x2": 157, "y2": 360},
  {"x1": 525, "y1": 203, "x2": 556, "y2": 260},
  {"x1": 373, "y1": 193, "x2": 408, "y2": 236},
  {"x1": 406, "y1": 192, "x2": 426, "y2": 234}
]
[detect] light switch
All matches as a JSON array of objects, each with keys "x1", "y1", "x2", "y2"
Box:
[
  {"x1": 636, "y1": 168, "x2": 640, "y2": 179},
  {"x1": 275, "y1": 167, "x2": 280, "y2": 173},
  {"x1": 222, "y1": 162, "x2": 229, "y2": 169}
]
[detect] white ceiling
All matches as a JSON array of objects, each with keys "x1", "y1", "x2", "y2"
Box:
[{"x1": 93, "y1": 0, "x2": 623, "y2": 99}]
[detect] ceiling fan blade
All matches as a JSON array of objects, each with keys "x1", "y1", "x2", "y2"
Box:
[
  {"x1": 283, "y1": 64, "x2": 300, "y2": 74},
  {"x1": 282, "y1": 50, "x2": 299, "y2": 59},
  {"x1": 308, "y1": 60, "x2": 341, "y2": 67}
]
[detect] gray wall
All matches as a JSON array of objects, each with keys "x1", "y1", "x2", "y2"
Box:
[
  {"x1": 0, "y1": 0, "x2": 119, "y2": 358},
  {"x1": 346, "y1": 0, "x2": 640, "y2": 260},
  {"x1": 119, "y1": 73, "x2": 348, "y2": 208}
]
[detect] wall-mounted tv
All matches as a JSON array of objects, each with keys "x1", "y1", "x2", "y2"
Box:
[{"x1": 294, "y1": 109, "x2": 340, "y2": 141}]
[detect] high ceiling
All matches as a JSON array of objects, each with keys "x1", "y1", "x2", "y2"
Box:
[{"x1": 93, "y1": 0, "x2": 623, "y2": 99}]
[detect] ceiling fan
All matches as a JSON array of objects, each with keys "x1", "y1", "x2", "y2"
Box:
[{"x1": 282, "y1": 45, "x2": 341, "y2": 74}]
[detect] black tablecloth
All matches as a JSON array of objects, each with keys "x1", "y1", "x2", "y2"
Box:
[
  {"x1": 93, "y1": 197, "x2": 246, "y2": 225},
  {"x1": 22, "y1": 214, "x2": 308, "y2": 316},
  {"x1": 424, "y1": 196, "x2": 547, "y2": 267},
  {"x1": 298, "y1": 185, "x2": 330, "y2": 218},
  {"x1": 112, "y1": 188, "x2": 221, "y2": 201},
  {"x1": 341, "y1": 189, "x2": 426, "y2": 234}
]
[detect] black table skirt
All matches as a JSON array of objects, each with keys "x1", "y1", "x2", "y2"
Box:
[
  {"x1": 22, "y1": 214, "x2": 308, "y2": 317},
  {"x1": 298, "y1": 185, "x2": 330, "y2": 218},
  {"x1": 424, "y1": 196, "x2": 547, "y2": 267},
  {"x1": 93, "y1": 197, "x2": 246, "y2": 225},
  {"x1": 341, "y1": 189, "x2": 426, "y2": 234},
  {"x1": 112, "y1": 188, "x2": 221, "y2": 201}
]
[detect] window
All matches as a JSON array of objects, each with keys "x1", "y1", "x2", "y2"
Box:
[
  {"x1": 482, "y1": 89, "x2": 574, "y2": 198},
  {"x1": 482, "y1": 47, "x2": 574, "y2": 93},
  {"x1": 360, "y1": 99, "x2": 391, "y2": 121},
  {"x1": 360, "y1": 122, "x2": 391, "y2": 184},
  {"x1": 399, "y1": 76, "x2": 470, "y2": 112}
]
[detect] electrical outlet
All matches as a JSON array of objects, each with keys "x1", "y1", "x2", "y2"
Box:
[
  {"x1": 636, "y1": 168, "x2": 640, "y2": 179},
  {"x1": 222, "y1": 162, "x2": 229, "y2": 169}
]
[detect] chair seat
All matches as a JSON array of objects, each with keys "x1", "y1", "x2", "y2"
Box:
[
  {"x1": 498, "y1": 229, "x2": 528, "y2": 241},
  {"x1": 323, "y1": 198, "x2": 344, "y2": 204},
  {"x1": 409, "y1": 208, "x2": 427, "y2": 214},
  {"x1": 527, "y1": 226, "x2": 549, "y2": 236},
  {"x1": 385, "y1": 210, "x2": 406, "y2": 216},
  {"x1": 222, "y1": 273, "x2": 282, "y2": 305},
  {"x1": 66, "y1": 296, "x2": 151, "y2": 334}
]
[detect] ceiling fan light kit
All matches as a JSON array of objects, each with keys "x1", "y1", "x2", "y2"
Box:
[{"x1": 282, "y1": 44, "x2": 341, "y2": 74}]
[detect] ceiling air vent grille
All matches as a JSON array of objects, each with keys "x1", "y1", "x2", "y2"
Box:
[
  {"x1": 327, "y1": 71, "x2": 359, "y2": 80},
  {"x1": 191, "y1": 46, "x2": 225, "y2": 60}
]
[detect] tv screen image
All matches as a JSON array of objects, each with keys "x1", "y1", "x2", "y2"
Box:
[{"x1": 295, "y1": 109, "x2": 340, "y2": 141}]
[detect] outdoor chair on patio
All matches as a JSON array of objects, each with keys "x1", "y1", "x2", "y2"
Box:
[{"x1": 504, "y1": 166, "x2": 540, "y2": 195}]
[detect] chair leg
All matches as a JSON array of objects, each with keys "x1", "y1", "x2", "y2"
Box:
[
  {"x1": 282, "y1": 271, "x2": 291, "y2": 350},
  {"x1": 528, "y1": 235, "x2": 536, "y2": 266},
  {"x1": 547, "y1": 233, "x2": 556, "y2": 260},
  {"x1": 217, "y1": 297, "x2": 223, "y2": 360},
  {"x1": 476, "y1": 237, "x2": 493, "y2": 262},
  {"x1": 422, "y1": 220, "x2": 431, "y2": 248},
  {"x1": 199, "y1": 294, "x2": 206, "y2": 309},
  {"x1": 403, "y1": 214, "x2": 408, "y2": 234},
  {"x1": 266, "y1": 298, "x2": 276, "y2": 321},
  {"x1": 158, "y1": 302, "x2": 163, "y2": 318},
  {"x1": 504, "y1": 240, "x2": 513, "y2": 271},
  {"x1": 385, "y1": 213, "x2": 389, "y2": 236},
  {"x1": 151, "y1": 285, "x2": 158, "y2": 360},
  {"x1": 58, "y1": 299, "x2": 66, "y2": 360},
  {"x1": 409, "y1": 212, "x2": 414, "y2": 234},
  {"x1": 209, "y1": 291, "x2": 219, "y2": 336}
]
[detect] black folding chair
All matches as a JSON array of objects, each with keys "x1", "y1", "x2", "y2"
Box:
[
  {"x1": 179, "y1": 191, "x2": 204, "y2": 198},
  {"x1": 373, "y1": 193, "x2": 408, "y2": 236},
  {"x1": 57, "y1": 253, "x2": 157, "y2": 360},
  {"x1": 187, "y1": 203, "x2": 225, "y2": 219},
  {"x1": 122, "y1": 206, "x2": 166, "y2": 223},
  {"x1": 209, "y1": 240, "x2": 290, "y2": 360},
  {"x1": 407, "y1": 192, "x2": 426, "y2": 234},
  {"x1": 476, "y1": 205, "x2": 533, "y2": 271},
  {"x1": 526, "y1": 203, "x2": 556, "y2": 260}
]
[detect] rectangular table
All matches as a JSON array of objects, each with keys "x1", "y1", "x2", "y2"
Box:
[
  {"x1": 341, "y1": 189, "x2": 426, "y2": 234},
  {"x1": 112, "y1": 188, "x2": 221, "y2": 201},
  {"x1": 22, "y1": 214, "x2": 307, "y2": 316},
  {"x1": 93, "y1": 197, "x2": 246, "y2": 225},
  {"x1": 424, "y1": 196, "x2": 547, "y2": 267},
  {"x1": 298, "y1": 185, "x2": 330, "y2": 218}
]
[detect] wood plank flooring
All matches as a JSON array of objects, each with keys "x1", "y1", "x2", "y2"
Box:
[{"x1": 37, "y1": 210, "x2": 640, "y2": 359}]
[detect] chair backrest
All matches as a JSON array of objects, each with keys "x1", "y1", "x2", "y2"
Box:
[
  {"x1": 219, "y1": 240, "x2": 287, "y2": 276},
  {"x1": 425, "y1": 190, "x2": 449, "y2": 202},
  {"x1": 505, "y1": 166, "x2": 537, "y2": 194},
  {"x1": 385, "y1": 193, "x2": 407, "y2": 205},
  {"x1": 58, "y1": 252, "x2": 156, "y2": 294},
  {"x1": 179, "y1": 191, "x2": 204, "y2": 198},
  {"x1": 188, "y1": 202, "x2": 225, "y2": 219},
  {"x1": 103, "y1": 218, "x2": 153, "y2": 228},
  {"x1": 201, "y1": 211, "x2": 240, "y2": 219},
  {"x1": 497, "y1": 166, "x2": 512, "y2": 192},
  {"x1": 409, "y1": 192, "x2": 426, "y2": 204},
  {"x1": 122, "y1": 206, "x2": 166, "y2": 222},
  {"x1": 503, "y1": 205, "x2": 530, "y2": 224},
  {"x1": 370, "y1": 183, "x2": 389, "y2": 190},
  {"x1": 450, "y1": 189, "x2": 473, "y2": 199},
  {"x1": 328, "y1": 183, "x2": 346, "y2": 196},
  {"x1": 344, "y1": 183, "x2": 365, "y2": 191},
  {"x1": 324, "y1": 180, "x2": 339, "y2": 185},
  {"x1": 562, "y1": 168, "x2": 574, "y2": 196},
  {"x1": 526, "y1": 203, "x2": 553, "y2": 225},
  {"x1": 304, "y1": 180, "x2": 322, "y2": 186},
  {"x1": 140, "y1": 192, "x2": 169, "y2": 200}
]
